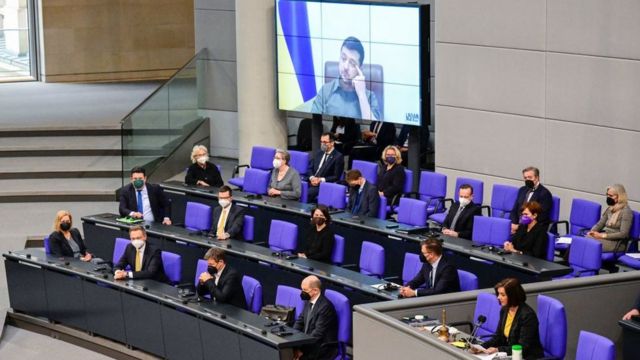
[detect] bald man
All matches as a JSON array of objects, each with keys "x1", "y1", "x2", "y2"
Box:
[{"x1": 293, "y1": 276, "x2": 339, "y2": 360}]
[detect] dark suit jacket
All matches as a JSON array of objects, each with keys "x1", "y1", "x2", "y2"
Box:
[
  {"x1": 405, "y1": 256, "x2": 460, "y2": 297},
  {"x1": 197, "y1": 266, "x2": 247, "y2": 309},
  {"x1": 377, "y1": 164, "x2": 405, "y2": 205},
  {"x1": 347, "y1": 181, "x2": 379, "y2": 217},
  {"x1": 184, "y1": 162, "x2": 223, "y2": 187},
  {"x1": 119, "y1": 183, "x2": 171, "y2": 222},
  {"x1": 442, "y1": 201, "x2": 482, "y2": 240},
  {"x1": 304, "y1": 226, "x2": 335, "y2": 263},
  {"x1": 308, "y1": 149, "x2": 344, "y2": 183},
  {"x1": 293, "y1": 294, "x2": 339, "y2": 360},
  {"x1": 330, "y1": 117, "x2": 360, "y2": 154},
  {"x1": 511, "y1": 222, "x2": 547, "y2": 259},
  {"x1": 211, "y1": 204, "x2": 245, "y2": 239},
  {"x1": 368, "y1": 121, "x2": 396, "y2": 152},
  {"x1": 510, "y1": 184, "x2": 553, "y2": 226},
  {"x1": 48, "y1": 228, "x2": 88, "y2": 257},
  {"x1": 114, "y1": 243, "x2": 169, "y2": 283},
  {"x1": 483, "y1": 303, "x2": 544, "y2": 359}
]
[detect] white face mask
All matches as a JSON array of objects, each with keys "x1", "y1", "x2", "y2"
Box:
[
  {"x1": 196, "y1": 155, "x2": 209, "y2": 165},
  {"x1": 131, "y1": 239, "x2": 145, "y2": 249},
  {"x1": 273, "y1": 159, "x2": 282, "y2": 169},
  {"x1": 218, "y1": 199, "x2": 231, "y2": 208},
  {"x1": 459, "y1": 197, "x2": 471, "y2": 207}
]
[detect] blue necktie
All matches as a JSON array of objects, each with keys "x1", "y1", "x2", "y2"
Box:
[
  {"x1": 137, "y1": 190, "x2": 143, "y2": 214},
  {"x1": 352, "y1": 190, "x2": 363, "y2": 215}
]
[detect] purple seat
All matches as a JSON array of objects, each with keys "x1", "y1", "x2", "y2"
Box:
[
  {"x1": 275, "y1": 285, "x2": 305, "y2": 319},
  {"x1": 429, "y1": 177, "x2": 484, "y2": 225},
  {"x1": 289, "y1": 150, "x2": 309, "y2": 178},
  {"x1": 546, "y1": 232, "x2": 555, "y2": 262},
  {"x1": 318, "y1": 182, "x2": 347, "y2": 210},
  {"x1": 331, "y1": 234, "x2": 345, "y2": 266},
  {"x1": 242, "y1": 275, "x2": 263, "y2": 314},
  {"x1": 555, "y1": 198, "x2": 601, "y2": 251},
  {"x1": 113, "y1": 237, "x2": 130, "y2": 264},
  {"x1": 417, "y1": 171, "x2": 447, "y2": 216},
  {"x1": 161, "y1": 251, "x2": 182, "y2": 284},
  {"x1": 44, "y1": 235, "x2": 50, "y2": 254},
  {"x1": 457, "y1": 270, "x2": 478, "y2": 291},
  {"x1": 554, "y1": 236, "x2": 602, "y2": 279},
  {"x1": 243, "y1": 215, "x2": 254, "y2": 242},
  {"x1": 324, "y1": 289, "x2": 351, "y2": 359},
  {"x1": 243, "y1": 168, "x2": 270, "y2": 195},
  {"x1": 396, "y1": 198, "x2": 428, "y2": 227},
  {"x1": 387, "y1": 169, "x2": 414, "y2": 214},
  {"x1": 351, "y1": 160, "x2": 378, "y2": 185},
  {"x1": 489, "y1": 184, "x2": 519, "y2": 219},
  {"x1": 617, "y1": 211, "x2": 640, "y2": 269},
  {"x1": 359, "y1": 241, "x2": 385, "y2": 278},
  {"x1": 471, "y1": 216, "x2": 511, "y2": 247},
  {"x1": 229, "y1": 146, "x2": 276, "y2": 188},
  {"x1": 184, "y1": 201, "x2": 212, "y2": 231},
  {"x1": 551, "y1": 195, "x2": 561, "y2": 224},
  {"x1": 300, "y1": 181, "x2": 309, "y2": 203},
  {"x1": 538, "y1": 294, "x2": 567, "y2": 360},
  {"x1": 575, "y1": 331, "x2": 615, "y2": 360},
  {"x1": 401, "y1": 252, "x2": 423, "y2": 285},
  {"x1": 194, "y1": 259, "x2": 208, "y2": 286},
  {"x1": 377, "y1": 195, "x2": 387, "y2": 220},
  {"x1": 268, "y1": 220, "x2": 298, "y2": 253},
  {"x1": 474, "y1": 293, "x2": 501, "y2": 341}
]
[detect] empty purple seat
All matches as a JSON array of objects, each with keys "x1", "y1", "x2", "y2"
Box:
[
  {"x1": 331, "y1": 234, "x2": 345, "y2": 266},
  {"x1": 471, "y1": 216, "x2": 511, "y2": 247},
  {"x1": 457, "y1": 270, "x2": 478, "y2": 291},
  {"x1": 417, "y1": 171, "x2": 447, "y2": 216},
  {"x1": 161, "y1": 251, "x2": 182, "y2": 284},
  {"x1": 396, "y1": 197, "x2": 428, "y2": 227},
  {"x1": 243, "y1": 215, "x2": 254, "y2": 242},
  {"x1": 44, "y1": 235, "x2": 50, "y2": 254},
  {"x1": 554, "y1": 236, "x2": 602, "y2": 279},
  {"x1": 243, "y1": 168, "x2": 270, "y2": 195},
  {"x1": 575, "y1": 331, "x2": 615, "y2": 360},
  {"x1": 490, "y1": 184, "x2": 519, "y2": 219},
  {"x1": 617, "y1": 211, "x2": 640, "y2": 269},
  {"x1": 324, "y1": 289, "x2": 351, "y2": 359},
  {"x1": 318, "y1": 182, "x2": 347, "y2": 210},
  {"x1": 184, "y1": 201, "x2": 212, "y2": 231},
  {"x1": 538, "y1": 294, "x2": 567, "y2": 359},
  {"x1": 275, "y1": 284, "x2": 305, "y2": 319},
  {"x1": 359, "y1": 241, "x2": 385, "y2": 278},
  {"x1": 555, "y1": 198, "x2": 601, "y2": 251},
  {"x1": 268, "y1": 220, "x2": 298, "y2": 253},
  {"x1": 113, "y1": 237, "x2": 130, "y2": 264},
  {"x1": 242, "y1": 275, "x2": 263, "y2": 314},
  {"x1": 229, "y1": 146, "x2": 276, "y2": 188}
]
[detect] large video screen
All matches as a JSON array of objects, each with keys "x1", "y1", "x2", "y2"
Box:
[{"x1": 276, "y1": 0, "x2": 425, "y2": 125}]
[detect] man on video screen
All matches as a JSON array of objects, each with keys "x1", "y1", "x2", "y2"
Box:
[{"x1": 311, "y1": 36, "x2": 381, "y2": 120}]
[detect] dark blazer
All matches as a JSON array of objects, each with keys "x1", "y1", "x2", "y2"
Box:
[
  {"x1": 304, "y1": 226, "x2": 335, "y2": 263},
  {"x1": 483, "y1": 303, "x2": 544, "y2": 359},
  {"x1": 442, "y1": 201, "x2": 482, "y2": 240},
  {"x1": 185, "y1": 162, "x2": 223, "y2": 187},
  {"x1": 293, "y1": 294, "x2": 339, "y2": 360},
  {"x1": 377, "y1": 164, "x2": 406, "y2": 205},
  {"x1": 511, "y1": 222, "x2": 547, "y2": 259},
  {"x1": 347, "y1": 180, "x2": 379, "y2": 217},
  {"x1": 119, "y1": 183, "x2": 171, "y2": 222},
  {"x1": 330, "y1": 117, "x2": 360, "y2": 155},
  {"x1": 368, "y1": 121, "x2": 396, "y2": 152},
  {"x1": 308, "y1": 149, "x2": 344, "y2": 183},
  {"x1": 48, "y1": 228, "x2": 88, "y2": 257},
  {"x1": 114, "y1": 243, "x2": 169, "y2": 283},
  {"x1": 510, "y1": 184, "x2": 553, "y2": 226},
  {"x1": 197, "y1": 266, "x2": 247, "y2": 309},
  {"x1": 405, "y1": 256, "x2": 460, "y2": 297},
  {"x1": 210, "y1": 204, "x2": 245, "y2": 239}
]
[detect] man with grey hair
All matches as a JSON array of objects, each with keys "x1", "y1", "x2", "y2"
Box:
[{"x1": 510, "y1": 166, "x2": 553, "y2": 234}]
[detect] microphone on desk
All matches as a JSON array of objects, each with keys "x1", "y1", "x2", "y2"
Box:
[{"x1": 465, "y1": 315, "x2": 487, "y2": 346}]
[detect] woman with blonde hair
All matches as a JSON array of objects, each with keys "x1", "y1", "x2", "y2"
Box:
[
  {"x1": 377, "y1": 145, "x2": 406, "y2": 206},
  {"x1": 587, "y1": 184, "x2": 633, "y2": 253},
  {"x1": 48, "y1": 210, "x2": 92, "y2": 260},
  {"x1": 185, "y1": 144, "x2": 223, "y2": 187}
]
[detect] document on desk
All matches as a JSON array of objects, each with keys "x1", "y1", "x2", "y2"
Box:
[
  {"x1": 556, "y1": 237, "x2": 572, "y2": 245},
  {"x1": 626, "y1": 253, "x2": 640, "y2": 259}
]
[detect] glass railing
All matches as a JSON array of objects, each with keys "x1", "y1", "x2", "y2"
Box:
[{"x1": 121, "y1": 49, "x2": 208, "y2": 186}]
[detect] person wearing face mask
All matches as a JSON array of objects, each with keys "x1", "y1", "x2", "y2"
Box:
[
  {"x1": 119, "y1": 166, "x2": 172, "y2": 225},
  {"x1": 185, "y1": 145, "x2": 223, "y2": 187},
  {"x1": 298, "y1": 206, "x2": 335, "y2": 263},
  {"x1": 399, "y1": 239, "x2": 460, "y2": 298},
  {"x1": 48, "y1": 210, "x2": 92, "y2": 261},
  {"x1": 197, "y1": 248, "x2": 247, "y2": 309},
  {"x1": 293, "y1": 275, "x2": 338, "y2": 360},
  {"x1": 114, "y1": 226, "x2": 168, "y2": 283},
  {"x1": 210, "y1": 185, "x2": 245, "y2": 240},
  {"x1": 268, "y1": 149, "x2": 302, "y2": 200},
  {"x1": 345, "y1": 169, "x2": 379, "y2": 217},
  {"x1": 376, "y1": 145, "x2": 406, "y2": 206},
  {"x1": 587, "y1": 184, "x2": 633, "y2": 253},
  {"x1": 510, "y1": 166, "x2": 552, "y2": 234},
  {"x1": 441, "y1": 184, "x2": 482, "y2": 239},
  {"x1": 307, "y1": 133, "x2": 345, "y2": 203},
  {"x1": 503, "y1": 201, "x2": 547, "y2": 259}
]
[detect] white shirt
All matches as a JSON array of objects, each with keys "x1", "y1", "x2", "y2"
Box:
[
  {"x1": 130, "y1": 185, "x2": 155, "y2": 222},
  {"x1": 215, "y1": 265, "x2": 226, "y2": 286}
]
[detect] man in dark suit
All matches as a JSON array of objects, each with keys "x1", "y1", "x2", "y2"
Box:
[
  {"x1": 307, "y1": 132, "x2": 345, "y2": 202},
  {"x1": 345, "y1": 169, "x2": 379, "y2": 217},
  {"x1": 197, "y1": 248, "x2": 247, "y2": 309},
  {"x1": 442, "y1": 184, "x2": 482, "y2": 239},
  {"x1": 510, "y1": 166, "x2": 553, "y2": 233},
  {"x1": 350, "y1": 121, "x2": 396, "y2": 164},
  {"x1": 119, "y1": 166, "x2": 172, "y2": 225},
  {"x1": 211, "y1": 185, "x2": 245, "y2": 240},
  {"x1": 399, "y1": 239, "x2": 460, "y2": 297},
  {"x1": 293, "y1": 275, "x2": 339, "y2": 360},
  {"x1": 113, "y1": 225, "x2": 168, "y2": 283}
]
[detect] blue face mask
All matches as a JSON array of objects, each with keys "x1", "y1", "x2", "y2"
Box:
[{"x1": 385, "y1": 156, "x2": 396, "y2": 164}]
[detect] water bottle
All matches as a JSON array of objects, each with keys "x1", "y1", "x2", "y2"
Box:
[{"x1": 512, "y1": 344, "x2": 523, "y2": 360}]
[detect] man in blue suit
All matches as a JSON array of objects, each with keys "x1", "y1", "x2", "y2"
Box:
[
  {"x1": 399, "y1": 239, "x2": 460, "y2": 297},
  {"x1": 307, "y1": 132, "x2": 345, "y2": 202},
  {"x1": 345, "y1": 169, "x2": 379, "y2": 218}
]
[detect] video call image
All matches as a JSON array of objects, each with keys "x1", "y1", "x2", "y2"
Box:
[{"x1": 276, "y1": 0, "x2": 422, "y2": 125}]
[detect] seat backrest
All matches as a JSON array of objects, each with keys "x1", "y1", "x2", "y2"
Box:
[
  {"x1": 575, "y1": 331, "x2": 615, "y2": 360},
  {"x1": 403, "y1": 169, "x2": 413, "y2": 194},
  {"x1": 474, "y1": 292, "x2": 501, "y2": 339},
  {"x1": 456, "y1": 177, "x2": 484, "y2": 205},
  {"x1": 550, "y1": 196, "x2": 561, "y2": 223},
  {"x1": 418, "y1": 171, "x2": 447, "y2": 200},
  {"x1": 250, "y1": 146, "x2": 276, "y2": 170},
  {"x1": 288, "y1": 150, "x2": 310, "y2": 177},
  {"x1": 324, "y1": 289, "x2": 352, "y2": 350},
  {"x1": 44, "y1": 235, "x2": 50, "y2": 254},
  {"x1": 268, "y1": 219, "x2": 298, "y2": 252},
  {"x1": 397, "y1": 197, "x2": 427, "y2": 227},
  {"x1": 569, "y1": 198, "x2": 601, "y2": 235},
  {"x1": 628, "y1": 211, "x2": 640, "y2": 252},
  {"x1": 331, "y1": 234, "x2": 345, "y2": 265},
  {"x1": 538, "y1": 294, "x2": 567, "y2": 359},
  {"x1": 490, "y1": 184, "x2": 519, "y2": 219},
  {"x1": 359, "y1": 241, "x2": 385, "y2": 278},
  {"x1": 194, "y1": 259, "x2": 208, "y2": 286},
  {"x1": 113, "y1": 237, "x2": 130, "y2": 264},
  {"x1": 161, "y1": 251, "x2": 182, "y2": 284},
  {"x1": 351, "y1": 160, "x2": 379, "y2": 185},
  {"x1": 568, "y1": 236, "x2": 602, "y2": 277},
  {"x1": 300, "y1": 181, "x2": 309, "y2": 203},
  {"x1": 402, "y1": 252, "x2": 423, "y2": 285},
  {"x1": 185, "y1": 201, "x2": 212, "y2": 231},
  {"x1": 242, "y1": 275, "x2": 263, "y2": 314},
  {"x1": 243, "y1": 168, "x2": 270, "y2": 195},
  {"x1": 325, "y1": 61, "x2": 384, "y2": 116},
  {"x1": 457, "y1": 270, "x2": 478, "y2": 291},
  {"x1": 471, "y1": 216, "x2": 511, "y2": 246},
  {"x1": 243, "y1": 215, "x2": 255, "y2": 242},
  {"x1": 275, "y1": 285, "x2": 305, "y2": 319},
  {"x1": 545, "y1": 232, "x2": 555, "y2": 262},
  {"x1": 377, "y1": 195, "x2": 387, "y2": 220},
  {"x1": 318, "y1": 182, "x2": 347, "y2": 210}
]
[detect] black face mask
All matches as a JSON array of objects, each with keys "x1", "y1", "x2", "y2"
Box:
[
  {"x1": 311, "y1": 217, "x2": 326, "y2": 226},
  {"x1": 524, "y1": 180, "x2": 535, "y2": 189},
  {"x1": 60, "y1": 222, "x2": 71, "y2": 231},
  {"x1": 352, "y1": 184, "x2": 361, "y2": 191},
  {"x1": 606, "y1": 197, "x2": 616, "y2": 206},
  {"x1": 300, "y1": 290, "x2": 311, "y2": 301},
  {"x1": 419, "y1": 253, "x2": 427, "y2": 263},
  {"x1": 207, "y1": 265, "x2": 218, "y2": 276}
]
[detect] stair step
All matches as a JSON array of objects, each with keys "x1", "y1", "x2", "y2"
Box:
[
  {"x1": 0, "y1": 156, "x2": 122, "y2": 179},
  {"x1": 0, "y1": 135, "x2": 121, "y2": 157},
  {"x1": 0, "y1": 178, "x2": 122, "y2": 202}
]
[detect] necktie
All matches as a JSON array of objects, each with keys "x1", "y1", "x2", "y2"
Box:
[
  {"x1": 352, "y1": 190, "x2": 363, "y2": 215},
  {"x1": 428, "y1": 268, "x2": 434, "y2": 288},
  {"x1": 526, "y1": 190, "x2": 534, "y2": 202},
  {"x1": 217, "y1": 209, "x2": 228, "y2": 237},
  {"x1": 136, "y1": 190, "x2": 143, "y2": 214},
  {"x1": 449, "y1": 205, "x2": 465, "y2": 231},
  {"x1": 135, "y1": 249, "x2": 142, "y2": 271},
  {"x1": 304, "y1": 302, "x2": 315, "y2": 333},
  {"x1": 373, "y1": 121, "x2": 382, "y2": 134},
  {"x1": 315, "y1": 153, "x2": 328, "y2": 176}
]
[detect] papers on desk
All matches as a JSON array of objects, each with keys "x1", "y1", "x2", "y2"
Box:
[
  {"x1": 556, "y1": 236, "x2": 573, "y2": 245},
  {"x1": 626, "y1": 253, "x2": 640, "y2": 259}
]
